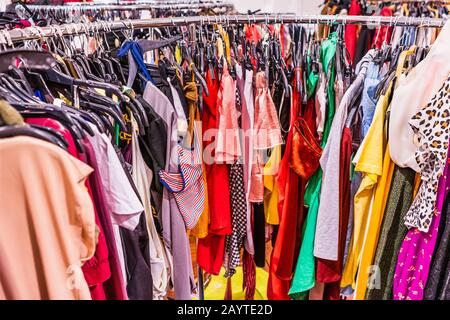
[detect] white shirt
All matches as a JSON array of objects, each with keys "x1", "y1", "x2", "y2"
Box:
[{"x1": 389, "y1": 20, "x2": 450, "y2": 172}]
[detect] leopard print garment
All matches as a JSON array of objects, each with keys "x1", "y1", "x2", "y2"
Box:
[{"x1": 404, "y1": 76, "x2": 450, "y2": 232}]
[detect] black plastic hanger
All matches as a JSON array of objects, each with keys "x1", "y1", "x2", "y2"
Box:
[{"x1": 0, "y1": 124, "x2": 68, "y2": 150}]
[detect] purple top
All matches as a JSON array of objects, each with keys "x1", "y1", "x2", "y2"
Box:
[{"x1": 143, "y1": 81, "x2": 195, "y2": 300}]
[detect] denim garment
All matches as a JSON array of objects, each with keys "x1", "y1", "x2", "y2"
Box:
[{"x1": 361, "y1": 61, "x2": 381, "y2": 138}]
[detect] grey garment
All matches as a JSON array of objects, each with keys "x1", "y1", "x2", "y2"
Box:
[
  {"x1": 343, "y1": 171, "x2": 362, "y2": 268},
  {"x1": 314, "y1": 49, "x2": 376, "y2": 261},
  {"x1": 126, "y1": 36, "x2": 183, "y2": 87},
  {"x1": 340, "y1": 169, "x2": 362, "y2": 299},
  {"x1": 137, "y1": 36, "x2": 183, "y2": 53},
  {"x1": 365, "y1": 165, "x2": 415, "y2": 300},
  {"x1": 143, "y1": 82, "x2": 195, "y2": 300},
  {"x1": 127, "y1": 51, "x2": 139, "y2": 88}
]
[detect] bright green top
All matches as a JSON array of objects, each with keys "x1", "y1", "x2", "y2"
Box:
[{"x1": 289, "y1": 32, "x2": 338, "y2": 299}]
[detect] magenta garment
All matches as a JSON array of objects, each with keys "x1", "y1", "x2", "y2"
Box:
[{"x1": 393, "y1": 151, "x2": 450, "y2": 300}]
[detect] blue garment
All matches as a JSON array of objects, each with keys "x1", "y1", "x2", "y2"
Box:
[
  {"x1": 34, "y1": 89, "x2": 46, "y2": 102},
  {"x1": 360, "y1": 61, "x2": 380, "y2": 138},
  {"x1": 400, "y1": 27, "x2": 416, "y2": 47},
  {"x1": 117, "y1": 40, "x2": 155, "y2": 84}
]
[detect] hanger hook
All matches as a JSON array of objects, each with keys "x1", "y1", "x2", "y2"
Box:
[
  {"x1": 36, "y1": 26, "x2": 45, "y2": 43},
  {"x1": 0, "y1": 31, "x2": 7, "y2": 50},
  {"x1": 4, "y1": 29, "x2": 14, "y2": 48},
  {"x1": 74, "y1": 23, "x2": 80, "y2": 36},
  {"x1": 333, "y1": 14, "x2": 339, "y2": 25},
  {"x1": 129, "y1": 20, "x2": 135, "y2": 37}
]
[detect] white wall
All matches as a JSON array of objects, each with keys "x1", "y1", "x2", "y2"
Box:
[{"x1": 230, "y1": 0, "x2": 323, "y2": 15}]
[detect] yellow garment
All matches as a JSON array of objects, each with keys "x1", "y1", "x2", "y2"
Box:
[
  {"x1": 217, "y1": 24, "x2": 231, "y2": 66},
  {"x1": 413, "y1": 173, "x2": 422, "y2": 198},
  {"x1": 263, "y1": 146, "x2": 281, "y2": 225},
  {"x1": 58, "y1": 93, "x2": 72, "y2": 106},
  {"x1": 62, "y1": 57, "x2": 80, "y2": 79},
  {"x1": 191, "y1": 166, "x2": 210, "y2": 239},
  {"x1": 0, "y1": 100, "x2": 24, "y2": 125},
  {"x1": 216, "y1": 36, "x2": 224, "y2": 61},
  {"x1": 354, "y1": 146, "x2": 394, "y2": 299},
  {"x1": 203, "y1": 267, "x2": 268, "y2": 300},
  {"x1": 186, "y1": 80, "x2": 209, "y2": 238},
  {"x1": 175, "y1": 45, "x2": 182, "y2": 65},
  {"x1": 353, "y1": 83, "x2": 394, "y2": 299},
  {"x1": 341, "y1": 83, "x2": 393, "y2": 289}
]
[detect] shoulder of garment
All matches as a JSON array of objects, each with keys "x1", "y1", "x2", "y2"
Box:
[{"x1": 0, "y1": 135, "x2": 93, "y2": 183}]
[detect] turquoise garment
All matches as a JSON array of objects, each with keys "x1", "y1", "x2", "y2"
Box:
[
  {"x1": 289, "y1": 32, "x2": 338, "y2": 299},
  {"x1": 321, "y1": 32, "x2": 337, "y2": 145}
]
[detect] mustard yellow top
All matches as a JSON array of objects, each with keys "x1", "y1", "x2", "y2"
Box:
[
  {"x1": 263, "y1": 145, "x2": 281, "y2": 225},
  {"x1": 341, "y1": 82, "x2": 393, "y2": 290}
]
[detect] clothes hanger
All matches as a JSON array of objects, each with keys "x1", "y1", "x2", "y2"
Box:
[
  {"x1": 78, "y1": 90, "x2": 128, "y2": 132},
  {"x1": 0, "y1": 49, "x2": 98, "y2": 141},
  {"x1": 178, "y1": 40, "x2": 210, "y2": 96},
  {"x1": 271, "y1": 39, "x2": 290, "y2": 98},
  {"x1": 0, "y1": 124, "x2": 68, "y2": 150},
  {"x1": 0, "y1": 74, "x2": 38, "y2": 104},
  {"x1": 8, "y1": 66, "x2": 34, "y2": 96},
  {"x1": 67, "y1": 106, "x2": 106, "y2": 134},
  {"x1": 78, "y1": 99, "x2": 125, "y2": 133},
  {"x1": 28, "y1": 123, "x2": 70, "y2": 148},
  {"x1": 17, "y1": 109, "x2": 86, "y2": 152},
  {"x1": 96, "y1": 26, "x2": 120, "y2": 84}
]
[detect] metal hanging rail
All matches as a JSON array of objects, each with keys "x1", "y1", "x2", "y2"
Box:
[
  {"x1": 2, "y1": 14, "x2": 447, "y2": 43},
  {"x1": 74, "y1": 0, "x2": 229, "y2": 4},
  {"x1": 25, "y1": 0, "x2": 233, "y2": 10},
  {"x1": 26, "y1": 3, "x2": 235, "y2": 12},
  {"x1": 365, "y1": 0, "x2": 450, "y2": 3}
]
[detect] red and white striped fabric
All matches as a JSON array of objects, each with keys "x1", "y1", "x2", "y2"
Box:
[{"x1": 159, "y1": 128, "x2": 205, "y2": 230}]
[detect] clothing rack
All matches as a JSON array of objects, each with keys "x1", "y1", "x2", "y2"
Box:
[
  {"x1": 1, "y1": 14, "x2": 446, "y2": 44},
  {"x1": 26, "y1": 1, "x2": 234, "y2": 12},
  {"x1": 366, "y1": 0, "x2": 450, "y2": 3},
  {"x1": 91, "y1": 0, "x2": 228, "y2": 4}
]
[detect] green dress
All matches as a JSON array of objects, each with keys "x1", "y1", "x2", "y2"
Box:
[{"x1": 289, "y1": 32, "x2": 338, "y2": 299}]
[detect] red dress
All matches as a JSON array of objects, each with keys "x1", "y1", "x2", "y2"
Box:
[
  {"x1": 344, "y1": 0, "x2": 362, "y2": 64},
  {"x1": 267, "y1": 68, "x2": 306, "y2": 300},
  {"x1": 197, "y1": 71, "x2": 232, "y2": 275}
]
